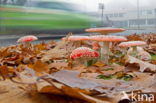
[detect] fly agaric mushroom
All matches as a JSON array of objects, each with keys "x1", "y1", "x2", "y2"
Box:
[
  {"x1": 85, "y1": 27, "x2": 125, "y2": 35},
  {"x1": 118, "y1": 41, "x2": 146, "y2": 57},
  {"x1": 89, "y1": 35, "x2": 127, "y2": 63},
  {"x1": 17, "y1": 35, "x2": 38, "y2": 48},
  {"x1": 127, "y1": 47, "x2": 151, "y2": 61},
  {"x1": 17, "y1": 35, "x2": 38, "y2": 43},
  {"x1": 66, "y1": 35, "x2": 89, "y2": 47},
  {"x1": 70, "y1": 47, "x2": 99, "y2": 66}
]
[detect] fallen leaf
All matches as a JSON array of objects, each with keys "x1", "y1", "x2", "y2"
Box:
[
  {"x1": 93, "y1": 61, "x2": 105, "y2": 67},
  {"x1": 28, "y1": 60, "x2": 49, "y2": 73},
  {"x1": 48, "y1": 62, "x2": 68, "y2": 70},
  {"x1": 127, "y1": 55, "x2": 156, "y2": 72},
  {"x1": 0, "y1": 65, "x2": 15, "y2": 79}
]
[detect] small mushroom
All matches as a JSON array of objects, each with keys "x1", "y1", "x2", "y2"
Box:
[
  {"x1": 70, "y1": 47, "x2": 99, "y2": 67},
  {"x1": 17, "y1": 35, "x2": 38, "y2": 48},
  {"x1": 85, "y1": 27, "x2": 125, "y2": 35},
  {"x1": 127, "y1": 47, "x2": 151, "y2": 61},
  {"x1": 89, "y1": 35, "x2": 127, "y2": 63},
  {"x1": 118, "y1": 41, "x2": 146, "y2": 57}
]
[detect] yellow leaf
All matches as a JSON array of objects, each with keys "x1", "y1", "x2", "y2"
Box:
[
  {"x1": 28, "y1": 60, "x2": 49, "y2": 73},
  {"x1": 93, "y1": 61, "x2": 105, "y2": 67}
]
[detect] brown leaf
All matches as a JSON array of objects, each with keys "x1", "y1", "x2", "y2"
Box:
[
  {"x1": 48, "y1": 62, "x2": 68, "y2": 70},
  {"x1": 28, "y1": 60, "x2": 49, "y2": 73},
  {"x1": 93, "y1": 61, "x2": 105, "y2": 67},
  {"x1": 41, "y1": 40, "x2": 76, "y2": 61},
  {"x1": 37, "y1": 81, "x2": 63, "y2": 94},
  {"x1": 48, "y1": 70, "x2": 111, "y2": 93},
  {"x1": 99, "y1": 64, "x2": 125, "y2": 76},
  {"x1": 34, "y1": 43, "x2": 47, "y2": 51},
  {"x1": 0, "y1": 65, "x2": 14, "y2": 79},
  {"x1": 127, "y1": 55, "x2": 156, "y2": 72}
]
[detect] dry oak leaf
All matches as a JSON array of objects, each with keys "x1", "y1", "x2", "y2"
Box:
[
  {"x1": 41, "y1": 49, "x2": 68, "y2": 61},
  {"x1": 47, "y1": 70, "x2": 112, "y2": 94},
  {"x1": 16, "y1": 68, "x2": 37, "y2": 84},
  {"x1": 0, "y1": 47, "x2": 11, "y2": 58},
  {"x1": 97, "y1": 64, "x2": 125, "y2": 76},
  {"x1": 127, "y1": 55, "x2": 156, "y2": 72},
  {"x1": 34, "y1": 43, "x2": 47, "y2": 51},
  {"x1": 41, "y1": 40, "x2": 76, "y2": 61},
  {"x1": 36, "y1": 72, "x2": 110, "y2": 103},
  {"x1": 37, "y1": 80, "x2": 63, "y2": 94},
  {"x1": 0, "y1": 65, "x2": 15, "y2": 79},
  {"x1": 48, "y1": 62, "x2": 68, "y2": 70},
  {"x1": 28, "y1": 60, "x2": 49, "y2": 73},
  {"x1": 37, "y1": 81, "x2": 110, "y2": 103},
  {"x1": 93, "y1": 61, "x2": 105, "y2": 67}
]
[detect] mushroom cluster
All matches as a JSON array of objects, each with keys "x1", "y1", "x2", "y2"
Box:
[
  {"x1": 66, "y1": 28, "x2": 127, "y2": 64},
  {"x1": 85, "y1": 27, "x2": 126, "y2": 63},
  {"x1": 90, "y1": 35, "x2": 127, "y2": 63}
]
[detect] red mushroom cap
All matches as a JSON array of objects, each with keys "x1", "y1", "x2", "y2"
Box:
[
  {"x1": 85, "y1": 27, "x2": 125, "y2": 34},
  {"x1": 67, "y1": 36, "x2": 89, "y2": 41},
  {"x1": 118, "y1": 41, "x2": 146, "y2": 47},
  {"x1": 17, "y1": 35, "x2": 38, "y2": 43},
  {"x1": 70, "y1": 47, "x2": 99, "y2": 60},
  {"x1": 89, "y1": 35, "x2": 127, "y2": 42}
]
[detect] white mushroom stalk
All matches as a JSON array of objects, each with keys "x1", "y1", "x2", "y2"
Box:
[{"x1": 89, "y1": 35, "x2": 127, "y2": 64}]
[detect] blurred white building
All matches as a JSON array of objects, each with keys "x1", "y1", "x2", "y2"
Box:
[{"x1": 104, "y1": 7, "x2": 156, "y2": 29}]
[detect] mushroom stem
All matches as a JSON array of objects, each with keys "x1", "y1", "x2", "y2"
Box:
[
  {"x1": 84, "y1": 60, "x2": 88, "y2": 67},
  {"x1": 131, "y1": 46, "x2": 137, "y2": 57},
  {"x1": 101, "y1": 42, "x2": 110, "y2": 64},
  {"x1": 121, "y1": 48, "x2": 127, "y2": 55},
  {"x1": 24, "y1": 42, "x2": 31, "y2": 48}
]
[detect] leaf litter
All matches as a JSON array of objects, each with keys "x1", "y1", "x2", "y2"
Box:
[{"x1": 0, "y1": 33, "x2": 156, "y2": 103}]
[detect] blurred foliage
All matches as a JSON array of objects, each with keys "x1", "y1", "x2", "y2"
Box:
[{"x1": 0, "y1": 4, "x2": 98, "y2": 34}]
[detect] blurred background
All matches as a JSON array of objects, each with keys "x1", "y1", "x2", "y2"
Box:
[{"x1": 0, "y1": 0, "x2": 156, "y2": 35}]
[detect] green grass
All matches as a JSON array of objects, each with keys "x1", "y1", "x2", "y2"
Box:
[
  {"x1": 0, "y1": 5, "x2": 97, "y2": 34},
  {"x1": 0, "y1": 11, "x2": 92, "y2": 29}
]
